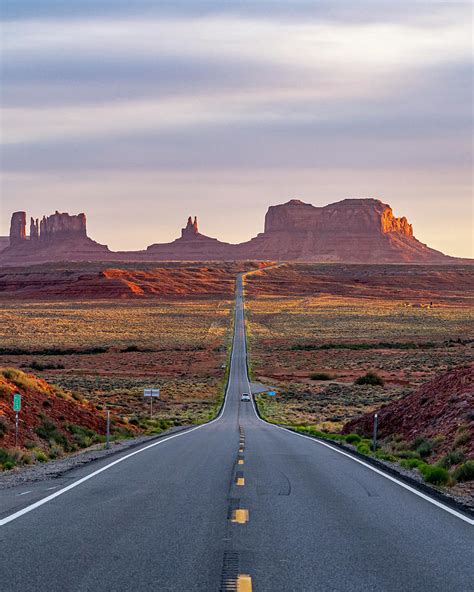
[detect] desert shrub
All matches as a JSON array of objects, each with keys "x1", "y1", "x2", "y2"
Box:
[
  {"x1": 66, "y1": 424, "x2": 101, "y2": 448},
  {"x1": 356, "y1": 442, "x2": 371, "y2": 455},
  {"x1": 33, "y1": 449, "x2": 49, "y2": 462},
  {"x1": 0, "y1": 448, "x2": 17, "y2": 470},
  {"x1": 419, "y1": 464, "x2": 449, "y2": 486},
  {"x1": 310, "y1": 373, "x2": 335, "y2": 381},
  {"x1": 345, "y1": 433, "x2": 361, "y2": 444},
  {"x1": 21, "y1": 452, "x2": 33, "y2": 465},
  {"x1": 412, "y1": 438, "x2": 435, "y2": 459},
  {"x1": 0, "y1": 416, "x2": 8, "y2": 437},
  {"x1": 24, "y1": 439, "x2": 36, "y2": 449},
  {"x1": 42, "y1": 399, "x2": 52, "y2": 408},
  {"x1": 30, "y1": 360, "x2": 65, "y2": 371},
  {"x1": 354, "y1": 372, "x2": 384, "y2": 386},
  {"x1": 437, "y1": 451, "x2": 466, "y2": 469},
  {"x1": 400, "y1": 458, "x2": 425, "y2": 470},
  {"x1": 49, "y1": 445, "x2": 64, "y2": 459},
  {"x1": 453, "y1": 460, "x2": 474, "y2": 482},
  {"x1": 454, "y1": 428, "x2": 470, "y2": 448},
  {"x1": 35, "y1": 421, "x2": 69, "y2": 449},
  {"x1": 396, "y1": 450, "x2": 421, "y2": 459}
]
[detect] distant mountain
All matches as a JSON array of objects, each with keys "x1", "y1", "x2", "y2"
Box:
[{"x1": 0, "y1": 199, "x2": 467, "y2": 265}]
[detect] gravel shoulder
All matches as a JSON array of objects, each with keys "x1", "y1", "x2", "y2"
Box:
[{"x1": 0, "y1": 425, "x2": 192, "y2": 490}]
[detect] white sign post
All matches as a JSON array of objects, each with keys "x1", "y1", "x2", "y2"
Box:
[{"x1": 144, "y1": 388, "x2": 160, "y2": 418}]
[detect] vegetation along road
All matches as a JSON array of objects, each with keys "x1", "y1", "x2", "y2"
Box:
[{"x1": 0, "y1": 274, "x2": 472, "y2": 591}]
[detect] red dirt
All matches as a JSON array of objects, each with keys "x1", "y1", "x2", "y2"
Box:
[
  {"x1": 0, "y1": 369, "x2": 126, "y2": 450},
  {"x1": 0, "y1": 262, "x2": 272, "y2": 300},
  {"x1": 343, "y1": 365, "x2": 474, "y2": 459},
  {"x1": 245, "y1": 264, "x2": 473, "y2": 305}
]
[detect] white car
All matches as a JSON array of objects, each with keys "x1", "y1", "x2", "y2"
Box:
[{"x1": 241, "y1": 393, "x2": 251, "y2": 402}]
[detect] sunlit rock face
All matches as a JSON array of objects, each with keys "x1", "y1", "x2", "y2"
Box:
[
  {"x1": 9, "y1": 211, "x2": 27, "y2": 245},
  {"x1": 236, "y1": 198, "x2": 443, "y2": 262},
  {"x1": 0, "y1": 199, "x2": 464, "y2": 265}
]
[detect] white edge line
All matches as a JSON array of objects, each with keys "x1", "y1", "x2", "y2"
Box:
[
  {"x1": 241, "y1": 283, "x2": 474, "y2": 527},
  {"x1": 0, "y1": 283, "x2": 241, "y2": 528}
]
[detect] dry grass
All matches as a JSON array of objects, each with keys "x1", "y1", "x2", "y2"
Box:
[
  {"x1": 0, "y1": 299, "x2": 233, "y2": 424},
  {"x1": 246, "y1": 294, "x2": 473, "y2": 430}
]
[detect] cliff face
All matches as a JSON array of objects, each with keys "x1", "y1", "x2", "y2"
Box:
[
  {"x1": 2, "y1": 210, "x2": 109, "y2": 264},
  {"x1": 237, "y1": 198, "x2": 444, "y2": 262},
  {"x1": 0, "y1": 198, "x2": 463, "y2": 266}
]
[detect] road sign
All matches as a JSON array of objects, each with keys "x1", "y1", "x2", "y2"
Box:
[
  {"x1": 268, "y1": 391, "x2": 276, "y2": 397},
  {"x1": 144, "y1": 388, "x2": 160, "y2": 397},
  {"x1": 13, "y1": 393, "x2": 21, "y2": 411}
]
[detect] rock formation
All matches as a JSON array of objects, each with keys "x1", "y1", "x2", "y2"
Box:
[
  {"x1": 9, "y1": 211, "x2": 27, "y2": 245},
  {"x1": 39, "y1": 211, "x2": 87, "y2": 242},
  {"x1": 181, "y1": 216, "x2": 199, "y2": 239},
  {"x1": 1, "y1": 210, "x2": 109, "y2": 264},
  {"x1": 0, "y1": 198, "x2": 467, "y2": 266},
  {"x1": 30, "y1": 217, "x2": 39, "y2": 241},
  {"x1": 235, "y1": 199, "x2": 448, "y2": 262}
]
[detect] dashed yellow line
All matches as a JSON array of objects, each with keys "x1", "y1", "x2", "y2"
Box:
[
  {"x1": 238, "y1": 459, "x2": 244, "y2": 465},
  {"x1": 236, "y1": 477, "x2": 245, "y2": 486},
  {"x1": 231, "y1": 508, "x2": 249, "y2": 524},
  {"x1": 237, "y1": 574, "x2": 252, "y2": 592},
  {"x1": 239, "y1": 447, "x2": 244, "y2": 453}
]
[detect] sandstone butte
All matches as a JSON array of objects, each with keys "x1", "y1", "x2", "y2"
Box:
[{"x1": 0, "y1": 198, "x2": 468, "y2": 265}]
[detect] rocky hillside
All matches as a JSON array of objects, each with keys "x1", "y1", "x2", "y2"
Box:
[
  {"x1": 343, "y1": 365, "x2": 474, "y2": 460},
  {"x1": 0, "y1": 368, "x2": 129, "y2": 468}
]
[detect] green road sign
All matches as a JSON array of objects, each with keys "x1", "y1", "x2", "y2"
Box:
[{"x1": 13, "y1": 393, "x2": 21, "y2": 412}]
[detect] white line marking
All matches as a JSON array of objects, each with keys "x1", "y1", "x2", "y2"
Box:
[
  {"x1": 0, "y1": 290, "x2": 240, "y2": 528},
  {"x1": 17, "y1": 491, "x2": 32, "y2": 496},
  {"x1": 45, "y1": 486, "x2": 59, "y2": 491},
  {"x1": 240, "y1": 286, "x2": 473, "y2": 527}
]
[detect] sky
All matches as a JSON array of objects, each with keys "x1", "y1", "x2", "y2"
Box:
[{"x1": 0, "y1": 0, "x2": 472, "y2": 256}]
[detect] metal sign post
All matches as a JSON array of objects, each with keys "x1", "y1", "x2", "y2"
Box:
[
  {"x1": 372, "y1": 413, "x2": 378, "y2": 452},
  {"x1": 144, "y1": 389, "x2": 160, "y2": 418},
  {"x1": 13, "y1": 394, "x2": 21, "y2": 447},
  {"x1": 106, "y1": 410, "x2": 110, "y2": 449}
]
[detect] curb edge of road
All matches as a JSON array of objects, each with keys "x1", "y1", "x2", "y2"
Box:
[
  {"x1": 251, "y1": 396, "x2": 474, "y2": 520},
  {"x1": 0, "y1": 425, "x2": 195, "y2": 491}
]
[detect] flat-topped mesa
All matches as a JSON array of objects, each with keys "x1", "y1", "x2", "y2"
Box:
[
  {"x1": 264, "y1": 198, "x2": 413, "y2": 237},
  {"x1": 181, "y1": 216, "x2": 199, "y2": 239},
  {"x1": 9, "y1": 211, "x2": 27, "y2": 245},
  {"x1": 39, "y1": 211, "x2": 87, "y2": 242}
]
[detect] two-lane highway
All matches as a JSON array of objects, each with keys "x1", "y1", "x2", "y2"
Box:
[{"x1": 1, "y1": 274, "x2": 472, "y2": 591}]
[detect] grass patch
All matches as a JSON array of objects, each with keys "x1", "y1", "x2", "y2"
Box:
[{"x1": 419, "y1": 464, "x2": 449, "y2": 486}]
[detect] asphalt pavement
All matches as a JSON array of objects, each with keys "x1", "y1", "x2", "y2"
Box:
[{"x1": 0, "y1": 274, "x2": 472, "y2": 591}]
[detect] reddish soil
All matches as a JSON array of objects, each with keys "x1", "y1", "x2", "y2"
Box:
[
  {"x1": 343, "y1": 365, "x2": 474, "y2": 459},
  {"x1": 0, "y1": 369, "x2": 125, "y2": 450},
  {"x1": 246, "y1": 264, "x2": 473, "y2": 305},
  {"x1": 0, "y1": 261, "x2": 272, "y2": 300}
]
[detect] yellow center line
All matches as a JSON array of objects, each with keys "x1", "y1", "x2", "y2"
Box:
[
  {"x1": 231, "y1": 508, "x2": 249, "y2": 524},
  {"x1": 237, "y1": 574, "x2": 253, "y2": 592},
  {"x1": 236, "y1": 477, "x2": 245, "y2": 486},
  {"x1": 239, "y1": 448, "x2": 244, "y2": 453},
  {"x1": 238, "y1": 459, "x2": 244, "y2": 465}
]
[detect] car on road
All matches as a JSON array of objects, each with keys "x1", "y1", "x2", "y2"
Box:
[{"x1": 241, "y1": 393, "x2": 251, "y2": 402}]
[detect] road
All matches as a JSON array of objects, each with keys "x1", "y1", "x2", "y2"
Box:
[{"x1": 1, "y1": 274, "x2": 473, "y2": 591}]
